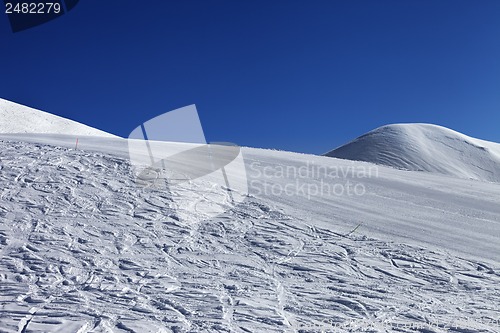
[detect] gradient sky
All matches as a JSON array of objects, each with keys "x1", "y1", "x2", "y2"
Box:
[{"x1": 1, "y1": 0, "x2": 499, "y2": 154}]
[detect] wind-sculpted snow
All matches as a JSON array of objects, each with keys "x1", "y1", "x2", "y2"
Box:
[
  {"x1": 325, "y1": 123, "x2": 500, "y2": 183},
  {"x1": 0, "y1": 139, "x2": 499, "y2": 332}
]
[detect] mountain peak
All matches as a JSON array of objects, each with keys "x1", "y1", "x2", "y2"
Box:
[{"x1": 325, "y1": 123, "x2": 500, "y2": 182}]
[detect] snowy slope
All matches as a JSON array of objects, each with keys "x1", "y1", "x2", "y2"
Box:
[
  {"x1": 0, "y1": 109, "x2": 499, "y2": 332},
  {"x1": 0, "y1": 98, "x2": 117, "y2": 138},
  {"x1": 0, "y1": 136, "x2": 498, "y2": 332},
  {"x1": 325, "y1": 123, "x2": 500, "y2": 183}
]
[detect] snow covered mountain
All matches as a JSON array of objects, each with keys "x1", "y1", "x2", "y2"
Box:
[
  {"x1": 325, "y1": 123, "x2": 500, "y2": 183},
  {"x1": 0, "y1": 104, "x2": 499, "y2": 332},
  {"x1": 0, "y1": 98, "x2": 117, "y2": 138}
]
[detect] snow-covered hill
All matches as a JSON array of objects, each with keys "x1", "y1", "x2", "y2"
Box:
[
  {"x1": 325, "y1": 123, "x2": 500, "y2": 183},
  {"x1": 0, "y1": 107, "x2": 499, "y2": 332},
  {"x1": 0, "y1": 98, "x2": 117, "y2": 138}
]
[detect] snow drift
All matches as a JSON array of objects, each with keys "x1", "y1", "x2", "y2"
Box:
[
  {"x1": 325, "y1": 123, "x2": 500, "y2": 183},
  {"x1": 0, "y1": 98, "x2": 117, "y2": 138}
]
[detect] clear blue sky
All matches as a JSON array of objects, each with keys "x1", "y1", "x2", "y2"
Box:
[{"x1": 1, "y1": 0, "x2": 499, "y2": 154}]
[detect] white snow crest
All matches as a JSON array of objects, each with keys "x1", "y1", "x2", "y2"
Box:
[
  {"x1": 0, "y1": 98, "x2": 117, "y2": 138},
  {"x1": 325, "y1": 123, "x2": 500, "y2": 183}
]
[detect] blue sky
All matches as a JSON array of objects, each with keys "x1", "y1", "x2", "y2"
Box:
[{"x1": 1, "y1": 0, "x2": 499, "y2": 154}]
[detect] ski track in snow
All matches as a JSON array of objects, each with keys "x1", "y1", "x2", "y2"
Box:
[{"x1": 0, "y1": 140, "x2": 499, "y2": 333}]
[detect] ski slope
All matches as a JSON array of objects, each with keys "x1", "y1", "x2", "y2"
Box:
[
  {"x1": 0, "y1": 102, "x2": 499, "y2": 332},
  {"x1": 325, "y1": 123, "x2": 500, "y2": 183}
]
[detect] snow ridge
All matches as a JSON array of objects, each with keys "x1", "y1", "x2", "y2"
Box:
[
  {"x1": 0, "y1": 98, "x2": 117, "y2": 138},
  {"x1": 325, "y1": 123, "x2": 500, "y2": 183}
]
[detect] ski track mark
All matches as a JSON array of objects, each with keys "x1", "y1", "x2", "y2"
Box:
[{"x1": 0, "y1": 140, "x2": 498, "y2": 332}]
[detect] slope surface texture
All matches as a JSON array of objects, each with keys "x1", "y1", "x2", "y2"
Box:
[{"x1": 0, "y1": 138, "x2": 499, "y2": 332}]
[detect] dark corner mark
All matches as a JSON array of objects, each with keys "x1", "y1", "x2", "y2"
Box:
[{"x1": 4, "y1": 0, "x2": 79, "y2": 33}]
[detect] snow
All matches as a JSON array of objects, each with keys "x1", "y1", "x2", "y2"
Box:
[
  {"x1": 325, "y1": 123, "x2": 500, "y2": 183},
  {"x1": 0, "y1": 104, "x2": 499, "y2": 332},
  {"x1": 0, "y1": 98, "x2": 118, "y2": 138}
]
